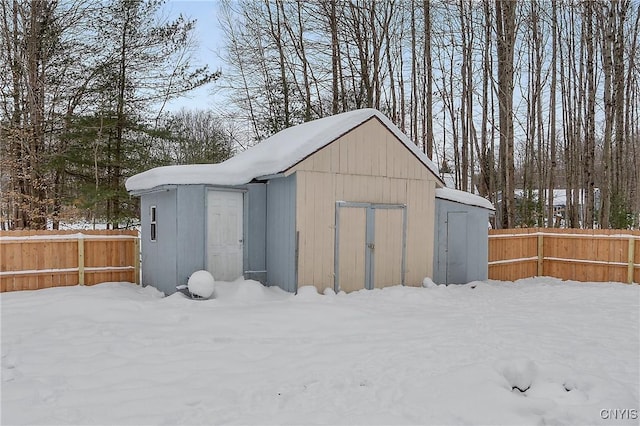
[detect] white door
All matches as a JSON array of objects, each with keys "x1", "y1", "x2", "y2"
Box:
[{"x1": 207, "y1": 191, "x2": 243, "y2": 281}]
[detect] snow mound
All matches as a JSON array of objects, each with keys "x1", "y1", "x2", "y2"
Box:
[
  {"x1": 323, "y1": 287, "x2": 336, "y2": 296},
  {"x1": 187, "y1": 270, "x2": 215, "y2": 299},
  {"x1": 422, "y1": 277, "x2": 438, "y2": 288},
  {"x1": 496, "y1": 359, "x2": 538, "y2": 392},
  {"x1": 296, "y1": 285, "x2": 321, "y2": 299},
  {"x1": 139, "y1": 284, "x2": 165, "y2": 298},
  {"x1": 213, "y1": 279, "x2": 290, "y2": 302}
]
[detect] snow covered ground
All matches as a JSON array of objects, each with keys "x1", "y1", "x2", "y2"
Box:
[{"x1": 2, "y1": 278, "x2": 638, "y2": 425}]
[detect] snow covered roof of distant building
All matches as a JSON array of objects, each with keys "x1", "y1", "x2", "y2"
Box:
[
  {"x1": 436, "y1": 187, "x2": 495, "y2": 211},
  {"x1": 126, "y1": 108, "x2": 442, "y2": 193}
]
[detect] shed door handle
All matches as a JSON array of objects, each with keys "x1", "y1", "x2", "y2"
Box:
[{"x1": 367, "y1": 243, "x2": 375, "y2": 250}]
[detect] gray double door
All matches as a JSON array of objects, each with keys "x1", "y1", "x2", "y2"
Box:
[{"x1": 334, "y1": 202, "x2": 406, "y2": 292}]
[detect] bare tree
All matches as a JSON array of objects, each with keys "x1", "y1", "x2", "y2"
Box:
[
  {"x1": 583, "y1": 1, "x2": 597, "y2": 229},
  {"x1": 547, "y1": 0, "x2": 558, "y2": 227},
  {"x1": 423, "y1": 0, "x2": 434, "y2": 158},
  {"x1": 495, "y1": 0, "x2": 517, "y2": 228}
]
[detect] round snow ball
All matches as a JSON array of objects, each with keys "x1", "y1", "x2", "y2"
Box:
[{"x1": 187, "y1": 270, "x2": 215, "y2": 298}]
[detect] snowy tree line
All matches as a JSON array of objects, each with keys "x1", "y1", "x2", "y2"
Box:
[
  {"x1": 0, "y1": 0, "x2": 231, "y2": 229},
  {"x1": 218, "y1": 0, "x2": 640, "y2": 229}
]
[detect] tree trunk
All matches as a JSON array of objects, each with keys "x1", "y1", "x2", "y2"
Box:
[
  {"x1": 479, "y1": 0, "x2": 492, "y2": 199},
  {"x1": 547, "y1": 0, "x2": 558, "y2": 227},
  {"x1": 600, "y1": 2, "x2": 615, "y2": 228},
  {"x1": 424, "y1": 0, "x2": 433, "y2": 158},
  {"x1": 410, "y1": 0, "x2": 418, "y2": 145},
  {"x1": 328, "y1": 0, "x2": 339, "y2": 114},
  {"x1": 495, "y1": 0, "x2": 517, "y2": 228},
  {"x1": 583, "y1": 1, "x2": 596, "y2": 229}
]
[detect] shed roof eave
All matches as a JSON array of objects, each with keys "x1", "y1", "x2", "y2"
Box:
[
  {"x1": 435, "y1": 187, "x2": 495, "y2": 211},
  {"x1": 129, "y1": 184, "x2": 178, "y2": 197},
  {"x1": 436, "y1": 196, "x2": 496, "y2": 212},
  {"x1": 129, "y1": 183, "x2": 250, "y2": 197},
  {"x1": 254, "y1": 172, "x2": 286, "y2": 181},
  {"x1": 437, "y1": 198, "x2": 496, "y2": 212}
]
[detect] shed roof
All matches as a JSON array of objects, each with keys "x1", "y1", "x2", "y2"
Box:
[
  {"x1": 126, "y1": 109, "x2": 441, "y2": 192},
  {"x1": 436, "y1": 187, "x2": 495, "y2": 211}
]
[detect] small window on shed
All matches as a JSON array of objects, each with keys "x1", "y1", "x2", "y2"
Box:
[{"x1": 150, "y1": 205, "x2": 157, "y2": 242}]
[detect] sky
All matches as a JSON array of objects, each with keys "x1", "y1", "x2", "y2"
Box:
[{"x1": 162, "y1": 1, "x2": 226, "y2": 112}]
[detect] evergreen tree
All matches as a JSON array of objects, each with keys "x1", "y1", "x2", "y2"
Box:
[{"x1": 1, "y1": 0, "x2": 221, "y2": 229}]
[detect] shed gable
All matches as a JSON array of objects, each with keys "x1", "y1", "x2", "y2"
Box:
[{"x1": 286, "y1": 117, "x2": 434, "y2": 180}]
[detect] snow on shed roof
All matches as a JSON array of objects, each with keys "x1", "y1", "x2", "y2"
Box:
[
  {"x1": 436, "y1": 187, "x2": 495, "y2": 211},
  {"x1": 126, "y1": 108, "x2": 441, "y2": 192}
]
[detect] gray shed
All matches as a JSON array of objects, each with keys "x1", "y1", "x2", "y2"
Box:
[
  {"x1": 126, "y1": 108, "x2": 446, "y2": 295},
  {"x1": 127, "y1": 109, "x2": 495, "y2": 295},
  {"x1": 433, "y1": 187, "x2": 495, "y2": 285}
]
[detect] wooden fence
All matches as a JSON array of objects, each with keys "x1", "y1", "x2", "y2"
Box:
[
  {"x1": 488, "y1": 228, "x2": 640, "y2": 283},
  {"x1": 0, "y1": 230, "x2": 139, "y2": 292}
]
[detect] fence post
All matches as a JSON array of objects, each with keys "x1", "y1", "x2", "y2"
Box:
[
  {"x1": 628, "y1": 237, "x2": 635, "y2": 284},
  {"x1": 537, "y1": 232, "x2": 544, "y2": 276},
  {"x1": 134, "y1": 236, "x2": 140, "y2": 285},
  {"x1": 78, "y1": 233, "x2": 85, "y2": 285}
]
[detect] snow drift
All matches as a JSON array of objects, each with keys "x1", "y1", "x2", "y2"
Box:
[{"x1": 1, "y1": 278, "x2": 638, "y2": 425}]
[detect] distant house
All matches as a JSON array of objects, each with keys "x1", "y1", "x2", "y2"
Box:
[
  {"x1": 126, "y1": 109, "x2": 495, "y2": 294},
  {"x1": 509, "y1": 188, "x2": 601, "y2": 227}
]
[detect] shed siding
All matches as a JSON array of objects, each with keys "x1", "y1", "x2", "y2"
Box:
[
  {"x1": 291, "y1": 118, "x2": 438, "y2": 292},
  {"x1": 175, "y1": 185, "x2": 206, "y2": 287},
  {"x1": 296, "y1": 171, "x2": 336, "y2": 289},
  {"x1": 266, "y1": 175, "x2": 297, "y2": 292},
  {"x1": 140, "y1": 189, "x2": 178, "y2": 296},
  {"x1": 433, "y1": 198, "x2": 490, "y2": 284},
  {"x1": 406, "y1": 179, "x2": 435, "y2": 285},
  {"x1": 291, "y1": 117, "x2": 434, "y2": 181},
  {"x1": 245, "y1": 183, "x2": 267, "y2": 283}
]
